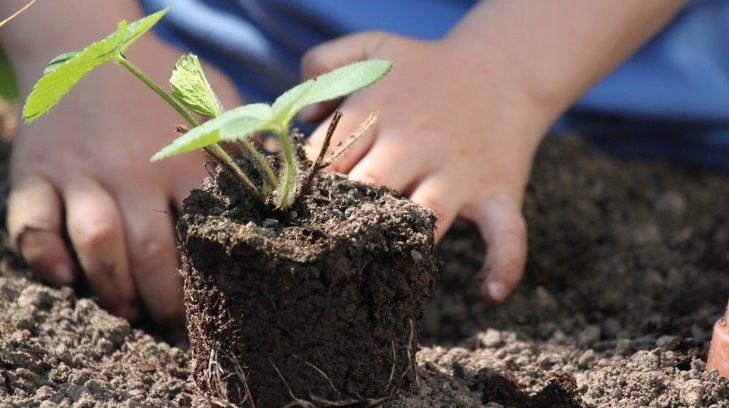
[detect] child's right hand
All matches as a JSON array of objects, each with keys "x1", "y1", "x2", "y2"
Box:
[{"x1": 303, "y1": 0, "x2": 687, "y2": 303}]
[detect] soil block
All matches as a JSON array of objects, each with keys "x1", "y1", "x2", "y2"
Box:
[{"x1": 177, "y1": 169, "x2": 438, "y2": 407}]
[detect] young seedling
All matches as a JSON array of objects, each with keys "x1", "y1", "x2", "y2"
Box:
[{"x1": 22, "y1": 7, "x2": 391, "y2": 209}]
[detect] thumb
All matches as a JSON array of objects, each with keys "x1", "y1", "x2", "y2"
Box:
[
  {"x1": 301, "y1": 31, "x2": 388, "y2": 80},
  {"x1": 299, "y1": 32, "x2": 389, "y2": 122},
  {"x1": 463, "y1": 197, "x2": 528, "y2": 304}
]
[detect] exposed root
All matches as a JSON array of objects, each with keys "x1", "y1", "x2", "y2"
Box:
[
  {"x1": 322, "y1": 113, "x2": 377, "y2": 168},
  {"x1": 282, "y1": 354, "x2": 400, "y2": 407},
  {"x1": 271, "y1": 359, "x2": 316, "y2": 408},
  {"x1": 403, "y1": 319, "x2": 417, "y2": 387},
  {"x1": 191, "y1": 317, "x2": 255, "y2": 407},
  {"x1": 299, "y1": 110, "x2": 343, "y2": 197},
  {"x1": 312, "y1": 110, "x2": 343, "y2": 173},
  {"x1": 385, "y1": 340, "x2": 397, "y2": 393},
  {"x1": 292, "y1": 354, "x2": 340, "y2": 396}
]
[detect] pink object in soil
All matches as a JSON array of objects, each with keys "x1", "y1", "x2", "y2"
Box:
[{"x1": 707, "y1": 300, "x2": 729, "y2": 378}]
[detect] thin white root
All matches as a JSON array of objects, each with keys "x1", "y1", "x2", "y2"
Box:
[
  {"x1": 191, "y1": 315, "x2": 255, "y2": 408},
  {"x1": 292, "y1": 354, "x2": 340, "y2": 396}
]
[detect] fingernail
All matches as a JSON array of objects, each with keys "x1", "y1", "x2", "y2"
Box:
[
  {"x1": 488, "y1": 281, "x2": 507, "y2": 303},
  {"x1": 52, "y1": 264, "x2": 74, "y2": 285}
]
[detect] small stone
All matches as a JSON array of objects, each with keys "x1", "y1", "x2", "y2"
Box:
[
  {"x1": 655, "y1": 190, "x2": 687, "y2": 218},
  {"x1": 83, "y1": 378, "x2": 107, "y2": 395},
  {"x1": 262, "y1": 218, "x2": 278, "y2": 227},
  {"x1": 97, "y1": 338, "x2": 114, "y2": 355},
  {"x1": 615, "y1": 339, "x2": 633, "y2": 356},
  {"x1": 681, "y1": 379, "x2": 704, "y2": 406},
  {"x1": 534, "y1": 286, "x2": 558, "y2": 311},
  {"x1": 602, "y1": 318, "x2": 622, "y2": 339},
  {"x1": 578, "y1": 350, "x2": 596, "y2": 369},
  {"x1": 537, "y1": 354, "x2": 560, "y2": 369},
  {"x1": 632, "y1": 224, "x2": 661, "y2": 245},
  {"x1": 479, "y1": 329, "x2": 503, "y2": 348},
  {"x1": 656, "y1": 335, "x2": 676, "y2": 348},
  {"x1": 69, "y1": 370, "x2": 90, "y2": 385},
  {"x1": 631, "y1": 350, "x2": 659, "y2": 369},
  {"x1": 578, "y1": 325, "x2": 601, "y2": 346}
]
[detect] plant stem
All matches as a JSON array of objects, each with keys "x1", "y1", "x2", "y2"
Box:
[
  {"x1": 205, "y1": 146, "x2": 260, "y2": 196},
  {"x1": 115, "y1": 55, "x2": 260, "y2": 196},
  {"x1": 239, "y1": 140, "x2": 278, "y2": 191},
  {"x1": 275, "y1": 125, "x2": 297, "y2": 209},
  {"x1": 115, "y1": 55, "x2": 199, "y2": 128}
]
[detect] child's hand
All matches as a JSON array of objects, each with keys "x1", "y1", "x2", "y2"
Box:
[
  {"x1": 2, "y1": 0, "x2": 241, "y2": 336},
  {"x1": 302, "y1": 33, "x2": 550, "y2": 303},
  {"x1": 8, "y1": 77, "x2": 201, "y2": 332},
  {"x1": 302, "y1": 0, "x2": 686, "y2": 303}
]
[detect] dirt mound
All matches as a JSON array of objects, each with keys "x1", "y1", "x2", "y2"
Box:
[{"x1": 0, "y1": 136, "x2": 728, "y2": 407}]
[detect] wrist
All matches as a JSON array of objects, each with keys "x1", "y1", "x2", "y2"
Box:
[{"x1": 438, "y1": 34, "x2": 562, "y2": 144}]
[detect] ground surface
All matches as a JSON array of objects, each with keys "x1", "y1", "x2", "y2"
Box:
[{"x1": 0, "y1": 130, "x2": 728, "y2": 407}]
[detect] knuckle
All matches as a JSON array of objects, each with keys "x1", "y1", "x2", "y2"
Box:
[
  {"x1": 72, "y1": 219, "x2": 118, "y2": 251},
  {"x1": 130, "y1": 233, "x2": 174, "y2": 268},
  {"x1": 17, "y1": 230, "x2": 51, "y2": 264},
  {"x1": 416, "y1": 196, "x2": 448, "y2": 224},
  {"x1": 356, "y1": 170, "x2": 380, "y2": 186},
  {"x1": 301, "y1": 49, "x2": 325, "y2": 76}
]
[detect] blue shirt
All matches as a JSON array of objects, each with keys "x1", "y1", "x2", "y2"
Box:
[{"x1": 141, "y1": 0, "x2": 729, "y2": 172}]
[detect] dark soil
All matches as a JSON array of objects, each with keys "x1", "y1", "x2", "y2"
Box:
[
  {"x1": 0, "y1": 128, "x2": 727, "y2": 407},
  {"x1": 178, "y1": 168, "x2": 437, "y2": 406}
]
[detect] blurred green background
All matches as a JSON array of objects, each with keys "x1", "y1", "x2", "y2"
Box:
[{"x1": 0, "y1": 43, "x2": 18, "y2": 101}]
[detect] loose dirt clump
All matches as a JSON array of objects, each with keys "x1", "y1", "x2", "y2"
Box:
[
  {"x1": 0, "y1": 135, "x2": 727, "y2": 407},
  {"x1": 178, "y1": 168, "x2": 437, "y2": 407}
]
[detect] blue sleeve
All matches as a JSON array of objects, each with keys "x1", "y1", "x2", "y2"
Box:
[{"x1": 141, "y1": 0, "x2": 729, "y2": 172}]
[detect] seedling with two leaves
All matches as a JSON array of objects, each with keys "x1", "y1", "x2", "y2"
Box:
[{"x1": 22, "y1": 8, "x2": 391, "y2": 209}]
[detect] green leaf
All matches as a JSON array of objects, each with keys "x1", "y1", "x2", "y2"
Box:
[
  {"x1": 151, "y1": 103, "x2": 274, "y2": 161},
  {"x1": 169, "y1": 53, "x2": 222, "y2": 118},
  {"x1": 22, "y1": 20, "x2": 128, "y2": 122},
  {"x1": 271, "y1": 59, "x2": 392, "y2": 125},
  {"x1": 43, "y1": 52, "x2": 80, "y2": 75},
  {"x1": 119, "y1": 7, "x2": 170, "y2": 53}
]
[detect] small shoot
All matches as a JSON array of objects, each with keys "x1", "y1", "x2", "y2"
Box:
[
  {"x1": 153, "y1": 59, "x2": 391, "y2": 208},
  {"x1": 21, "y1": 8, "x2": 391, "y2": 210}
]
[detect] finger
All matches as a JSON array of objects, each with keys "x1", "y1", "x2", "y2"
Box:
[
  {"x1": 348, "y1": 137, "x2": 424, "y2": 192},
  {"x1": 299, "y1": 31, "x2": 390, "y2": 126},
  {"x1": 7, "y1": 175, "x2": 74, "y2": 285},
  {"x1": 305, "y1": 106, "x2": 379, "y2": 173},
  {"x1": 65, "y1": 180, "x2": 137, "y2": 320},
  {"x1": 118, "y1": 192, "x2": 184, "y2": 335},
  {"x1": 408, "y1": 174, "x2": 463, "y2": 243},
  {"x1": 463, "y1": 197, "x2": 528, "y2": 304},
  {"x1": 300, "y1": 31, "x2": 389, "y2": 80}
]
